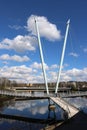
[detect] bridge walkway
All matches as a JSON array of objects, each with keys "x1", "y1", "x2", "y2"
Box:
[
  {"x1": 50, "y1": 97, "x2": 79, "y2": 118},
  {"x1": 0, "y1": 90, "x2": 87, "y2": 98}
]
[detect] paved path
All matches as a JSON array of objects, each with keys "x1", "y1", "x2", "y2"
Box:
[{"x1": 50, "y1": 97, "x2": 79, "y2": 118}]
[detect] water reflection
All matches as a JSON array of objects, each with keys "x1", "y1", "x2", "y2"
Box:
[
  {"x1": 64, "y1": 97, "x2": 87, "y2": 114},
  {"x1": 1, "y1": 97, "x2": 87, "y2": 129},
  {"x1": 0, "y1": 98, "x2": 64, "y2": 130},
  {"x1": 0, "y1": 119, "x2": 45, "y2": 130}
]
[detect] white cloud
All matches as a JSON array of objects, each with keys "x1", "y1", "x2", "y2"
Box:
[
  {"x1": 0, "y1": 15, "x2": 62, "y2": 53},
  {"x1": 27, "y1": 15, "x2": 61, "y2": 41},
  {"x1": 0, "y1": 35, "x2": 37, "y2": 52},
  {"x1": 49, "y1": 63, "x2": 68, "y2": 70},
  {"x1": 48, "y1": 67, "x2": 87, "y2": 82},
  {"x1": 0, "y1": 54, "x2": 30, "y2": 62},
  {"x1": 65, "y1": 68, "x2": 87, "y2": 81},
  {"x1": 30, "y1": 62, "x2": 42, "y2": 69},
  {"x1": 66, "y1": 68, "x2": 81, "y2": 76},
  {"x1": 50, "y1": 64, "x2": 58, "y2": 69},
  {"x1": 69, "y1": 52, "x2": 79, "y2": 57},
  {"x1": 83, "y1": 48, "x2": 87, "y2": 53},
  {"x1": 1, "y1": 63, "x2": 87, "y2": 83},
  {"x1": 48, "y1": 71, "x2": 57, "y2": 82},
  {"x1": 61, "y1": 74, "x2": 72, "y2": 81},
  {"x1": 8, "y1": 25, "x2": 23, "y2": 30},
  {"x1": 0, "y1": 65, "x2": 35, "y2": 83},
  {"x1": 30, "y1": 62, "x2": 49, "y2": 70},
  {"x1": 0, "y1": 65, "x2": 43, "y2": 83}
]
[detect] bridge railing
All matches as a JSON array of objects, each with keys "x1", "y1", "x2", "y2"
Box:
[
  {"x1": 60, "y1": 91, "x2": 87, "y2": 97},
  {"x1": 0, "y1": 90, "x2": 32, "y2": 97},
  {"x1": 57, "y1": 97, "x2": 71, "y2": 117},
  {"x1": 0, "y1": 89, "x2": 87, "y2": 98}
]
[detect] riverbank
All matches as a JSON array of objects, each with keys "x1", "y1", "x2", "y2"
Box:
[{"x1": 0, "y1": 95, "x2": 14, "y2": 101}]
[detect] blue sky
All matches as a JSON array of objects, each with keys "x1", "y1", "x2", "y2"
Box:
[{"x1": 0, "y1": 0, "x2": 87, "y2": 83}]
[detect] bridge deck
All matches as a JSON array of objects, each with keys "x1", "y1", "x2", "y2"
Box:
[
  {"x1": 0, "y1": 90, "x2": 87, "y2": 98},
  {"x1": 50, "y1": 97, "x2": 79, "y2": 118}
]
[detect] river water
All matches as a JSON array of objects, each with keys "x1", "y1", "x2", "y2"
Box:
[
  {"x1": 0, "y1": 98, "x2": 64, "y2": 130},
  {"x1": 64, "y1": 97, "x2": 87, "y2": 114},
  {"x1": 0, "y1": 96, "x2": 87, "y2": 130}
]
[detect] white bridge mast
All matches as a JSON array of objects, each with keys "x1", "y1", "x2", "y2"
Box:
[
  {"x1": 34, "y1": 18, "x2": 49, "y2": 95},
  {"x1": 55, "y1": 19, "x2": 70, "y2": 94}
]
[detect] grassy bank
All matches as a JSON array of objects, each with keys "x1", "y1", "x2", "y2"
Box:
[{"x1": 0, "y1": 95, "x2": 14, "y2": 101}]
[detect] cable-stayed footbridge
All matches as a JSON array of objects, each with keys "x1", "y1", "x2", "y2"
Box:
[{"x1": 0, "y1": 19, "x2": 85, "y2": 129}]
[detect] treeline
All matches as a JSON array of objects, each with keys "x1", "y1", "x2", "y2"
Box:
[
  {"x1": 58, "y1": 81, "x2": 87, "y2": 90},
  {"x1": 0, "y1": 77, "x2": 17, "y2": 90},
  {"x1": 0, "y1": 77, "x2": 87, "y2": 91}
]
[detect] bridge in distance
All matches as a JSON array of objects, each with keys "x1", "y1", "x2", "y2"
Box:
[{"x1": 14, "y1": 86, "x2": 71, "y2": 92}]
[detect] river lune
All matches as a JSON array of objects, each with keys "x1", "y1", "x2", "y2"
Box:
[{"x1": 0, "y1": 98, "x2": 64, "y2": 130}]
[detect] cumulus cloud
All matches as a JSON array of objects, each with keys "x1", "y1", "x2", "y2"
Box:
[
  {"x1": 1, "y1": 63, "x2": 87, "y2": 83},
  {"x1": 0, "y1": 54, "x2": 30, "y2": 62},
  {"x1": 30, "y1": 62, "x2": 49, "y2": 70},
  {"x1": 48, "y1": 67, "x2": 87, "y2": 82},
  {"x1": 69, "y1": 52, "x2": 79, "y2": 57},
  {"x1": 0, "y1": 15, "x2": 62, "y2": 53},
  {"x1": 0, "y1": 62, "x2": 48, "y2": 83},
  {"x1": 0, "y1": 35, "x2": 37, "y2": 52},
  {"x1": 27, "y1": 15, "x2": 61, "y2": 41},
  {"x1": 30, "y1": 62, "x2": 42, "y2": 69},
  {"x1": 50, "y1": 64, "x2": 58, "y2": 69},
  {"x1": 65, "y1": 68, "x2": 87, "y2": 81},
  {"x1": 0, "y1": 65, "x2": 35, "y2": 83}
]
